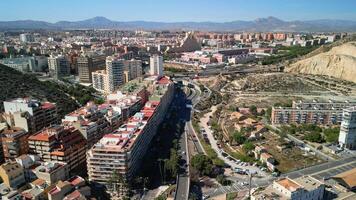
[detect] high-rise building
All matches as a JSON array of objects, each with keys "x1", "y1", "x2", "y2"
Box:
[
  {"x1": 1, "y1": 127, "x2": 29, "y2": 161},
  {"x1": 77, "y1": 54, "x2": 106, "y2": 83},
  {"x1": 28, "y1": 125, "x2": 87, "y2": 173},
  {"x1": 149, "y1": 55, "x2": 163, "y2": 77},
  {"x1": 339, "y1": 107, "x2": 356, "y2": 150},
  {"x1": 87, "y1": 77, "x2": 174, "y2": 195},
  {"x1": 106, "y1": 57, "x2": 124, "y2": 93},
  {"x1": 92, "y1": 70, "x2": 108, "y2": 93},
  {"x1": 20, "y1": 33, "x2": 34, "y2": 43},
  {"x1": 48, "y1": 55, "x2": 70, "y2": 79},
  {"x1": 123, "y1": 59, "x2": 143, "y2": 81},
  {"x1": 2, "y1": 98, "x2": 59, "y2": 133}
]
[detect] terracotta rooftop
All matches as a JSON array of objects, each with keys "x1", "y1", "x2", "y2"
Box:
[
  {"x1": 333, "y1": 167, "x2": 356, "y2": 189},
  {"x1": 276, "y1": 178, "x2": 302, "y2": 192}
]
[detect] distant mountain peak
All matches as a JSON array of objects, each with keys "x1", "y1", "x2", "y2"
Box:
[{"x1": 0, "y1": 16, "x2": 356, "y2": 32}]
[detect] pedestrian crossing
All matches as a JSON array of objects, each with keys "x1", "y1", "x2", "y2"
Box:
[{"x1": 206, "y1": 182, "x2": 249, "y2": 197}]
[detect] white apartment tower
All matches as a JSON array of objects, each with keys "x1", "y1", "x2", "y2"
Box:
[
  {"x1": 149, "y1": 55, "x2": 163, "y2": 77},
  {"x1": 339, "y1": 107, "x2": 356, "y2": 150},
  {"x1": 106, "y1": 57, "x2": 124, "y2": 93}
]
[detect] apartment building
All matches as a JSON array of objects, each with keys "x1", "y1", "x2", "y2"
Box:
[
  {"x1": 271, "y1": 100, "x2": 356, "y2": 125},
  {"x1": 92, "y1": 57, "x2": 125, "y2": 93},
  {"x1": 28, "y1": 125, "x2": 87, "y2": 173},
  {"x1": 48, "y1": 55, "x2": 70, "y2": 79},
  {"x1": 1, "y1": 127, "x2": 29, "y2": 161},
  {"x1": 106, "y1": 56, "x2": 124, "y2": 93},
  {"x1": 77, "y1": 53, "x2": 106, "y2": 83},
  {"x1": 123, "y1": 59, "x2": 143, "y2": 82},
  {"x1": 149, "y1": 55, "x2": 163, "y2": 77},
  {"x1": 339, "y1": 107, "x2": 356, "y2": 150},
  {"x1": 87, "y1": 76, "x2": 174, "y2": 191},
  {"x1": 2, "y1": 98, "x2": 59, "y2": 133},
  {"x1": 92, "y1": 70, "x2": 107, "y2": 92}
]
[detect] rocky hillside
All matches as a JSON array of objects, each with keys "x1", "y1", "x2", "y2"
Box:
[
  {"x1": 0, "y1": 64, "x2": 79, "y2": 118},
  {"x1": 287, "y1": 41, "x2": 356, "y2": 83}
]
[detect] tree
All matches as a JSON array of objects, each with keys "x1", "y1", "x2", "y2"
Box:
[
  {"x1": 242, "y1": 141, "x2": 255, "y2": 153},
  {"x1": 191, "y1": 154, "x2": 214, "y2": 176},
  {"x1": 249, "y1": 105, "x2": 258, "y2": 116},
  {"x1": 304, "y1": 132, "x2": 324, "y2": 143},
  {"x1": 324, "y1": 127, "x2": 340, "y2": 143},
  {"x1": 233, "y1": 131, "x2": 246, "y2": 145},
  {"x1": 108, "y1": 170, "x2": 127, "y2": 197},
  {"x1": 216, "y1": 175, "x2": 231, "y2": 186},
  {"x1": 165, "y1": 148, "x2": 179, "y2": 180}
]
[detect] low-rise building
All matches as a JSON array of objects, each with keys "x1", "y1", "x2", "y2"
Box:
[
  {"x1": 0, "y1": 162, "x2": 25, "y2": 189},
  {"x1": 34, "y1": 161, "x2": 69, "y2": 185},
  {"x1": 252, "y1": 176, "x2": 325, "y2": 200},
  {"x1": 48, "y1": 176, "x2": 91, "y2": 200}
]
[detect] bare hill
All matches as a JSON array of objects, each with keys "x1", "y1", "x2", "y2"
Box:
[{"x1": 287, "y1": 42, "x2": 356, "y2": 83}]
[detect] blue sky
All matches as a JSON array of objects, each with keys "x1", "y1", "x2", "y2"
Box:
[{"x1": 2, "y1": 0, "x2": 356, "y2": 22}]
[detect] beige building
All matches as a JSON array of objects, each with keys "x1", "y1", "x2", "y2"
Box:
[
  {"x1": 252, "y1": 176, "x2": 325, "y2": 200},
  {"x1": 34, "y1": 161, "x2": 69, "y2": 185},
  {"x1": 77, "y1": 53, "x2": 106, "y2": 83},
  {"x1": 0, "y1": 162, "x2": 26, "y2": 189}
]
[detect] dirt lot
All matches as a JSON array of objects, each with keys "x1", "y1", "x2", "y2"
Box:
[{"x1": 257, "y1": 132, "x2": 324, "y2": 173}]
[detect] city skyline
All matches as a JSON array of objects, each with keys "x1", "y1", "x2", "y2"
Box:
[{"x1": 1, "y1": 0, "x2": 356, "y2": 22}]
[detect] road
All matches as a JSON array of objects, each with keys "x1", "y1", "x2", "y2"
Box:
[
  {"x1": 199, "y1": 106, "x2": 265, "y2": 175},
  {"x1": 174, "y1": 87, "x2": 192, "y2": 200},
  {"x1": 175, "y1": 122, "x2": 190, "y2": 200}
]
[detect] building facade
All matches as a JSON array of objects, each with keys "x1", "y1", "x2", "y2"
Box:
[
  {"x1": 106, "y1": 56, "x2": 124, "y2": 93},
  {"x1": 149, "y1": 55, "x2": 163, "y2": 77},
  {"x1": 48, "y1": 55, "x2": 70, "y2": 79},
  {"x1": 1, "y1": 127, "x2": 29, "y2": 161},
  {"x1": 28, "y1": 125, "x2": 87, "y2": 173},
  {"x1": 87, "y1": 77, "x2": 174, "y2": 194},
  {"x1": 271, "y1": 100, "x2": 356, "y2": 125},
  {"x1": 77, "y1": 54, "x2": 106, "y2": 83},
  {"x1": 2, "y1": 98, "x2": 59, "y2": 133},
  {"x1": 339, "y1": 107, "x2": 356, "y2": 150}
]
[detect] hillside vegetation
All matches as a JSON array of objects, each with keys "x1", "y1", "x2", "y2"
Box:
[{"x1": 0, "y1": 64, "x2": 95, "y2": 118}]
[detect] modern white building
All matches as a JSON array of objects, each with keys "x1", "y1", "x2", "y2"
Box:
[
  {"x1": 149, "y1": 55, "x2": 163, "y2": 77},
  {"x1": 106, "y1": 57, "x2": 124, "y2": 93},
  {"x1": 339, "y1": 107, "x2": 356, "y2": 150},
  {"x1": 20, "y1": 33, "x2": 34, "y2": 43},
  {"x1": 48, "y1": 55, "x2": 70, "y2": 79},
  {"x1": 92, "y1": 70, "x2": 107, "y2": 93}
]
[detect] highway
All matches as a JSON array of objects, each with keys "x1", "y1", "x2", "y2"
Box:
[
  {"x1": 175, "y1": 122, "x2": 190, "y2": 200},
  {"x1": 175, "y1": 84, "x2": 199, "y2": 200}
]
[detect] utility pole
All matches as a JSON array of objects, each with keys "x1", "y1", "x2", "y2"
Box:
[{"x1": 248, "y1": 172, "x2": 252, "y2": 199}]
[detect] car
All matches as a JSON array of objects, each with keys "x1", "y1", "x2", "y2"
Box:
[
  {"x1": 181, "y1": 151, "x2": 186, "y2": 155},
  {"x1": 222, "y1": 152, "x2": 228, "y2": 157},
  {"x1": 203, "y1": 195, "x2": 210, "y2": 200}
]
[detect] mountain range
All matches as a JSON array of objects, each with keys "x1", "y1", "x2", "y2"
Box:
[{"x1": 1, "y1": 16, "x2": 356, "y2": 32}]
